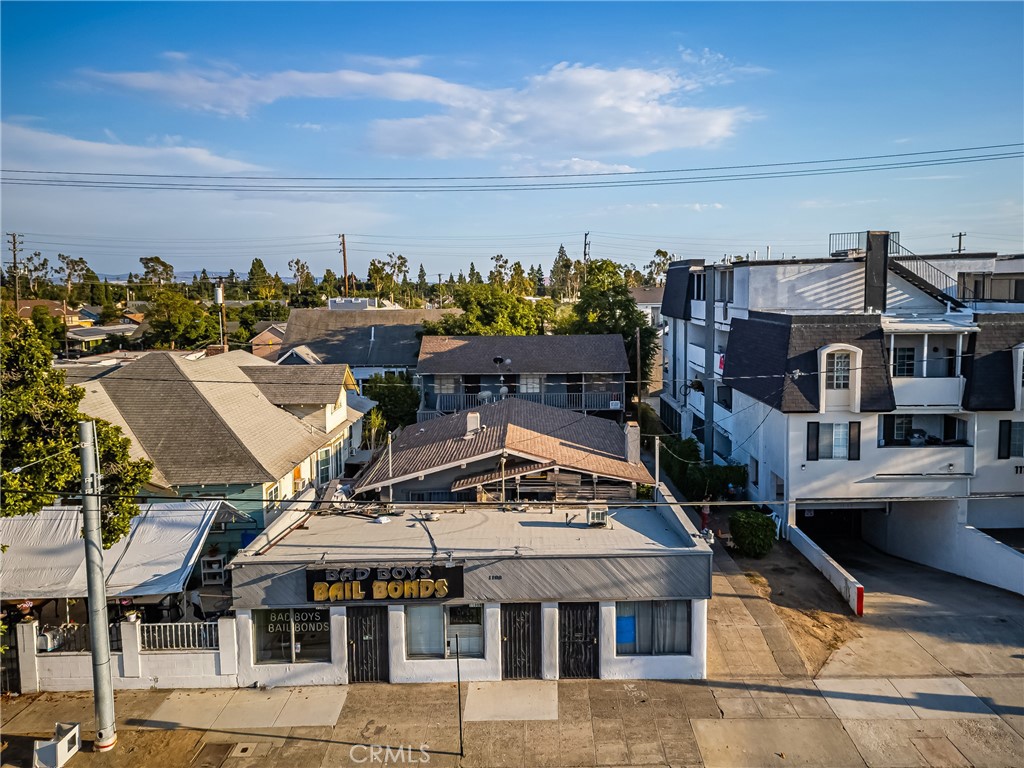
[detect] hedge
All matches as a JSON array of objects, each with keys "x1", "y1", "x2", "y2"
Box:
[{"x1": 728, "y1": 509, "x2": 776, "y2": 558}]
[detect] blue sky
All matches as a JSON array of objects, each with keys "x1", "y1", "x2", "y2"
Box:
[{"x1": 2, "y1": 1, "x2": 1022, "y2": 278}]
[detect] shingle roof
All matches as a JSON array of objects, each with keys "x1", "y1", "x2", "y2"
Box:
[
  {"x1": 629, "y1": 285, "x2": 665, "y2": 305},
  {"x1": 251, "y1": 321, "x2": 286, "y2": 338},
  {"x1": 240, "y1": 364, "x2": 349, "y2": 405},
  {"x1": 355, "y1": 398, "x2": 653, "y2": 491},
  {"x1": 660, "y1": 260, "x2": 701, "y2": 320},
  {"x1": 417, "y1": 334, "x2": 629, "y2": 375},
  {"x1": 962, "y1": 312, "x2": 1024, "y2": 411},
  {"x1": 280, "y1": 308, "x2": 455, "y2": 367},
  {"x1": 77, "y1": 350, "x2": 347, "y2": 486},
  {"x1": 723, "y1": 312, "x2": 895, "y2": 413}
]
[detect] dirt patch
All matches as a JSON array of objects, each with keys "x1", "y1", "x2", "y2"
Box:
[{"x1": 731, "y1": 541, "x2": 861, "y2": 675}]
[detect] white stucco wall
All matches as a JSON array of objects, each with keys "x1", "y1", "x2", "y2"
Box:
[{"x1": 387, "y1": 603, "x2": 502, "y2": 683}]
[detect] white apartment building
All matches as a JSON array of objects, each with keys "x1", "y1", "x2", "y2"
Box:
[{"x1": 660, "y1": 231, "x2": 1024, "y2": 594}]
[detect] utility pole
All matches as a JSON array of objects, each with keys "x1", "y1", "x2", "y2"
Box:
[
  {"x1": 635, "y1": 327, "x2": 643, "y2": 406},
  {"x1": 339, "y1": 234, "x2": 349, "y2": 297},
  {"x1": 952, "y1": 232, "x2": 966, "y2": 254},
  {"x1": 78, "y1": 420, "x2": 117, "y2": 752},
  {"x1": 7, "y1": 231, "x2": 21, "y2": 311},
  {"x1": 215, "y1": 279, "x2": 227, "y2": 349},
  {"x1": 703, "y1": 265, "x2": 716, "y2": 463}
]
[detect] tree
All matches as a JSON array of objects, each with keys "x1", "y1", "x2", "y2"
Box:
[
  {"x1": 623, "y1": 264, "x2": 644, "y2": 288},
  {"x1": 365, "y1": 407, "x2": 387, "y2": 451},
  {"x1": 416, "y1": 264, "x2": 429, "y2": 298},
  {"x1": 549, "y1": 244, "x2": 584, "y2": 301},
  {"x1": 467, "y1": 262, "x2": 483, "y2": 284},
  {"x1": 1, "y1": 303, "x2": 152, "y2": 546},
  {"x1": 56, "y1": 253, "x2": 89, "y2": 299},
  {"x1": 645, "y1": 249, "x2": 671, "y2": 286},
  {"x1": 488, "y1": 253, "x2": 508, "y2": 288},
  {"x1": 367, "y1": 259, "x2": 388, "y2": 298},
  {"x1": 422, "y1": 283, "x2": 543, "y2": 336},
  {"x1": 528, "y1": 264, "x2": 546, "y2": 296},
  {"x1": 30, "y1": 305, "x2": 65, "y2": 354},
  {"x1": 288, "y1": 258, "x2": 314, "y2": 293},
  {"x1": 565, "y1": 259, "x2": 658, "y2": 401},
  {"x1": 362, "y1": 373, "x2": 420, "y2": 432},
  {"x1": 321, "y1": 269, "x2": 339, "y2": 297},
  {"x1": 507, "y1": 261, "x2": 533, "y2": 297},
  {"x1": 248, "y1": 258, "x2": 278, "y2": 300},
  {"x1": 140, "y1": 256, "x2": 175, "y2": 286},
  {"x1": 384, "y1": 252, "x2": 409, "y2": 304},
  {"x1": 233, "y1": 301, "x2": 290, "y2": 341},
  {"x1": 23, "y1": 251, "x2": 51, "y2": 295},
  {"x1": 143, "y1": 289, "x2": 219, "y2": 349}
]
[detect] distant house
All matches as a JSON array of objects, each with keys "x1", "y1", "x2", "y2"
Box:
[
  {"x1": 66, "y1": 324, "x2": 137, "y2": 353},
  {"x1": 74, "y1": 350, "x2": 374, "y2": 551},
  {"x1": 277, "y1": 308, "x2": 455, "y2": 384},
  {"x1": 78, "y1": 305, "x2": 104, "y2": 324},
  {"x1": 7, "y1": 300, "x2": 87, "y2": 327},
  {"x1": 416, "y1": 334, "x2": 628, "y2": 422},
  {"x1": 630, "y1": 285, "x2": 665, "y2": 327},
  {"x1": 326, "y1": 297, "x2": 401, "y2": 310},
  {"x1": 249, "y1": 321, "x2": 287, "y2": 360},
  {"x1": 355, "y1": 398, "x2": 652, "y2": 503}
]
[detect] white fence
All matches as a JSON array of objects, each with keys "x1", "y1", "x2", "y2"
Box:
[
  {"x1": 140, "y1": 622, "x2": 219, "y2": 650},
  {"x1": 788, "y1": 527, "x2": 864, "y2": 616}
]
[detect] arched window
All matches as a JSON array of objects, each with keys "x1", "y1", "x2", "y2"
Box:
[
  {"x1": 817, "y1": 344, "x2": 862, "y2": 413},
  {"x1": 825, "y1": 352, "x2": 851, "y2": 390}
]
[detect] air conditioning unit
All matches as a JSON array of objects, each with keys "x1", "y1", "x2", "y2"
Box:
[
  {"x1": 609, "y1": 400, "x2": 622, "y2": 409},
  {"x1": 587, "y1": 504, "x2": 609, "y2": 527}
]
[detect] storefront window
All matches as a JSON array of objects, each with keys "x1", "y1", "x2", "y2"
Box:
[
  {"x1": 406, "y1": 605, "x2": 444, "y2": 658},
  {"x1": 615, "y1": 601, "x2": 690, "y2": 656},
  {"x1": 253, "y1": 608, "x2": 331, "y2": 664},
  {"x1": 447, "y1": 605, "x2": 484, "y2": 658}
]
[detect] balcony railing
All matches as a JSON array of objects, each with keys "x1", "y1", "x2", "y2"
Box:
[
  {"x1": 140, "y1": 621, "x2": 220, "y2": 651},
  {"x1": 433, "y1": 391, "x2": 624, "y2": 412},
  {"x1": 891, "y1": 377, "x2": 965, "y2": 408}
]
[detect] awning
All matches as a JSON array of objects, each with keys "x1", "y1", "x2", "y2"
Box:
[{"x1": 0, "y1": 501, "x2": 228, "y2": 599}]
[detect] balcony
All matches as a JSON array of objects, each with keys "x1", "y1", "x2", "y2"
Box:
[
  {"x1": 432, "y1": 391, "x2": 625, "y2": 413},
  {"x1": 891, "y1": 377, "x2": 965, "y2": 408},
  {"x1": 687, "y1": 344, "x2": 725, "y2": 377},
  {"x1": 687, "y1": 390, "x2": 734, "y2": 433}
]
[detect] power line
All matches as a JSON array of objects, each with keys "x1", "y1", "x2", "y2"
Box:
[
  {"x1": 3, "y1": 151, "x2": 1021, "y2": 193},
  {"x1": 4, "y1": 143, "x2": 1019, "y2": 182}
]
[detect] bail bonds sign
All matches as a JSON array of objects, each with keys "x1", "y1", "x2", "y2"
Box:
[{"x1": 307, "y1": 565, "x2": 464, "y2": 603}]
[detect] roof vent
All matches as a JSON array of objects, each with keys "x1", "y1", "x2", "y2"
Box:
[{"x1": 587, "y1": 504, "x2": 609, "y2": 528}]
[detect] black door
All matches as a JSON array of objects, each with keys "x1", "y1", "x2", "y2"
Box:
[
  {"x1": 0, "y1": 620, "x2": 19, "y2": 694},
  {"x1": 347, "y1": 606, "x2": 389, "y2": 683},
  {"x1": 501, "y1": 603, "x2": 541, "y2": 679},
  {"x1": 559, "y1": 602, "x2": 599, "y2": 679}
]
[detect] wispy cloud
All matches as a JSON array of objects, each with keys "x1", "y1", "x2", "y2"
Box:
[
  {"x1": 344, "y1": 53, "x2": 425, "y2": 70},
  {"x1": 798, "y1": 198, "x2": 882, "y2": 210},
  {"x1": 289, "y1": 122, "x2": 325, "y2": 132},
  {"x1": 677, "y1": 46, "x2": 771, "y2": 90},
  {"x1": 79, "y1": 58, "x2": 756, "y2": 158},
  {"x1": 1, "y1": 123, "x2": 263, "y2": 174}
]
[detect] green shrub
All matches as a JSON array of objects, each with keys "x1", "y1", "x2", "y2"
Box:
[{"x1": 728, "y1": 509, "x2": 776, "y2": 558}]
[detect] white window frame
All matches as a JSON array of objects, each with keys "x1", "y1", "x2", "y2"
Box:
[
  {"x1": 894, "y1": 415, "x2": 913, "y2": 441},
  {"x1": 894, "y1": 347, "x2": 916, "y2": 378},
  {"x1": 266, "y1": 482, "x2": 280, "y2": 508},
  {"x1": 520, "y1": 375, "x2": 541, "y2": 394},
  {"x1": 817, "y1": 343, "x2": 862, "y2": 412},
  {"x1": 825, "y1": 352, "x2": 851, "y2": 390},
  {"x1": 820, "y1": 422, "x2": 849, "y2": 460}
]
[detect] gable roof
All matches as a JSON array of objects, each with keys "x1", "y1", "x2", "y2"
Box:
[
  {"x1": 354, "y1": 398, "x2": 652, "y2": 492},
  {"x1": 241, "y1": 364, "x2": 353, "y2": 405},
  {"x1": 629, "y1": 285, "x2": 665, "y2": 305},
  {"x1": 280, "y1": 308, "x2": 454, "y2": 367},
  {"x1": 723, "y1": 312, "x2": 896, "y2": 413},
  {"x1": 251, "y1": 320, "x2": 287, "y2": 339},
  {"x1": 962, "y1": 312, "x2": 1024, "y2": 411},
  {"x1": 417, "y1": 334, "x2": 629, "y2": 375},
  {"x1": 77, "y1": 350, "x2": 353, "y2": 486}
]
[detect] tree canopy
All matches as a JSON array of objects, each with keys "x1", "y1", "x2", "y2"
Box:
[
  {"x1": 422, "y1": 283, "x2": 552, "y2": 336},
  {"x1": 1, "y1": 304, "x2": 152, "y2": 547},
  {"x1": 362, "y1": 373, "x2": 420, "y2": 432}
]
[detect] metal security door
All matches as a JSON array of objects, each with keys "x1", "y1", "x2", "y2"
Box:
[
  {"x1": 558, "y1": 602, "x2": 599, "y2": 679},
  {"x1": 501, "y1": 603, "x2": 541, "y2": 679},
  {"x1": 347, "y1": 607, "x2": 389, "y2": 683},
  {"x1": 0, "y1": 621, "x2": 19, "y2": 694}
]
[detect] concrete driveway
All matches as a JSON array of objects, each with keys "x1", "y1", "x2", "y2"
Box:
[{"x1": 815, "y1": 538, "x2": 1024, "y2": 679}]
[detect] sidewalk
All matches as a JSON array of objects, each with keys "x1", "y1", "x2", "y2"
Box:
[{"x1": 4, "y1": 674, "x2": 1023, "y2": 767}]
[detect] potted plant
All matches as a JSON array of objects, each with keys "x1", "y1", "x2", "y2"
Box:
[{"x1": 124, "y1": 610, "x2": 141, "y2": 623}]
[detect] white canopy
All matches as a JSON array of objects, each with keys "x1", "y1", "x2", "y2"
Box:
[{"x1": 0, "y1": 501, "x2": 227, "y2": 600}]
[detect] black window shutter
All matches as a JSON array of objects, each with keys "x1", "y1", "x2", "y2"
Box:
[
  {"x1": 807, "y1": 422, "x2": 819, "y2": 461},
  {"x1": 848, "y1": 421, "x2": 861, "y2": 460},
  {"x1": 997, "y1": 420, "x2": 1012, "y2": 460},
  {"x1": 882, "y1": 415, "x2": 895, "y2": 444}
]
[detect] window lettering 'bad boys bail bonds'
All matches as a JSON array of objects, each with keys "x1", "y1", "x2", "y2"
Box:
[{"x1": 306, "y1": 565, "x2": 465, "y2": 603}]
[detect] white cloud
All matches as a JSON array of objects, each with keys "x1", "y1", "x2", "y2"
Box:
[
  {"x1": 344, "y1": 54, "x2": 425, "y2": 70},
  {"x1": 289, "y1": 122, "x2": 324, "y2": 132},
  {"x1": 80, "y1": 58, "x2": 755, "y2": 158},
  {"x1": 1, "y1": 123, "x2": 263, "y2": 174},
  {"x1": 160, "y1": 51, "x2": 190, "y2": 62}
]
